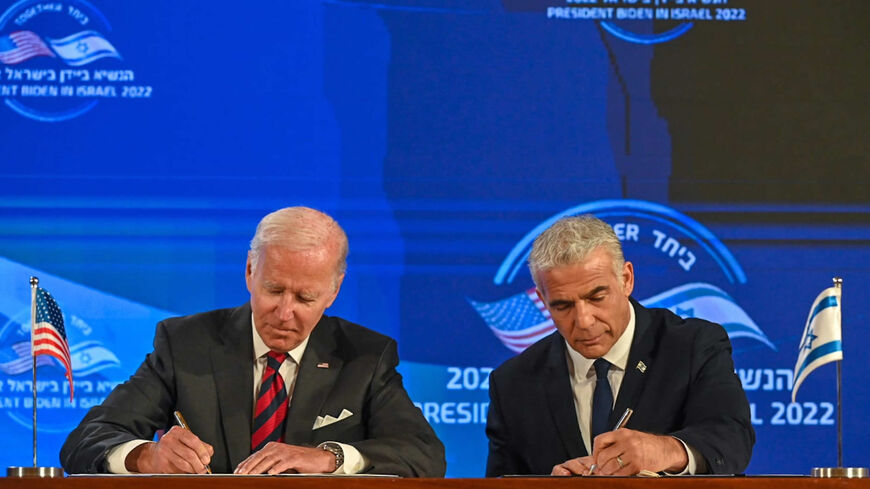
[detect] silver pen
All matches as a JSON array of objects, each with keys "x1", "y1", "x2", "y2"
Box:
[
  {"x1": 613, "y1": 407, "x2": 633, "y2": 430},
  {"x1": 588, "y1": 408, "x2": 634, "y2": 475}
]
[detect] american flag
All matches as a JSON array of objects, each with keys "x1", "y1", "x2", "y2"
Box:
[
  {"x1": 32, "y1": 287, "x2": 74, "y2": 400},
  {"x1": 0, "y1": 342, "x2": 52, "y2": 375},
  {"x1": 0, "y1": 31, "x2": 55, "y2": 65},
  {"x1": 468, "y1": 287, "x2": 556, "y2": 353}
]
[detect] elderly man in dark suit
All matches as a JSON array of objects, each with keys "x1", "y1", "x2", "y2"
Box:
[
  {"x1": 485, "y1": 216, "x2": 754, "y2": 477},
  {"x1": 61, "y1": 207, "x2": 445, "y2": 477}
]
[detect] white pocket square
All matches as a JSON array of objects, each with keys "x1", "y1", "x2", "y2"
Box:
[{"x1": 313, "y1": 409, "x2": 353, "y2": 430}]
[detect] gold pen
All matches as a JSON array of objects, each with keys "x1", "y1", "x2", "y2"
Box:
[{"x1": 173, "y1": 410, "x2": 213, "y2": 474}]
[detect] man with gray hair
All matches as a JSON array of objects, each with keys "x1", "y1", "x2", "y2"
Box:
[
  {"x1": 485, "y1": 215, "x2": 754, "y2": 476},
  {"x1": 61, "y1": 207, "x2": 446, "y2": 477}
]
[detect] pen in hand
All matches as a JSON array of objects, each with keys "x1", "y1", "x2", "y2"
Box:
[
  {"x1": 613, "y1": 407, "x2": 633, "y2": 431},
  {"x1": 173, "y1": 410, "x2": 213, "y2": 474},
  {"x1": 588, "y1": 408, "x2": 634, "y2": 475}
]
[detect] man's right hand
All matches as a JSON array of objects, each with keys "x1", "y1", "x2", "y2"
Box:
[
  {"x1": 125, "y1": 426, "x2": 214, "y2": 473},
  {"x1": 551, "y1": 455, "x2": 596, "y2": 476}
]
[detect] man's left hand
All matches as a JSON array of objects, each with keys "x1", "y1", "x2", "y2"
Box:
[
  {"x1": 234, "y1": 443, "x2": 335, "y2": 475},
  {"x1": 589, "y1": 428, "x2": 688, "y2": 475}
]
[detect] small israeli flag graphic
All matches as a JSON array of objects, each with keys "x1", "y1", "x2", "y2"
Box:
[{"x1": 47, "y1": 30, "x2": 121, "y2": 66}]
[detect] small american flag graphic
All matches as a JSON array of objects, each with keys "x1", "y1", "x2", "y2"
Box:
[
  {"x1": 0, "y1": 31, "x2": 55, "y2": 65},
  {"x1": 468, "y1": 288, "x2": 556, "y2": 353}
]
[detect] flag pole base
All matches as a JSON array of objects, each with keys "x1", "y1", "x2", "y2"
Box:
[
  {"x1": 6, "y1": 466, "x2": 64, "y2": 478},
  {"x1": 813, "y1": 467, "x2": 869, "y2": 478}
]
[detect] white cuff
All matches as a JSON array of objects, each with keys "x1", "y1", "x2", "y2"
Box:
[
  {"x1": 106, "y1": 440, "x2": 152, "y2": 474},
  {"x1": 664, "y1": 437, "x2": 707, "y2": 475},
  {"x1": 330, "y1": 442, "x2": 367, "y2": 474}
]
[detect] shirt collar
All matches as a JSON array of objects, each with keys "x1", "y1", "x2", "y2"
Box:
[
  {"x1": 566, "y1": 300, "x2": 636, "y2": 377},
  {"x1": 251, "y1": 313, "x2": 310, "y2": 365}
]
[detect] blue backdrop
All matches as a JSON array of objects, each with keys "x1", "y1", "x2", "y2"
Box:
[{"x1": 1, "y1": 0, "x2": 868, "y2": 477}]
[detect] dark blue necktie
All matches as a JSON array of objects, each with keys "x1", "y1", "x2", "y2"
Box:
[{"x1": 591, "y1": 358, "x2": 613, "y2": 440}]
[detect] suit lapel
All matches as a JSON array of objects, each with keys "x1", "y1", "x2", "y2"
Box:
[
  {"x1": 211, "y1": 304, "x2": 254, "y2": 468},
  {"x1": 611, "y1": 299, "x2": 655, "y2": 427},
  {"x1": 543, "y1": 333, "x2": 587, "y2": 458},
  {"x1": 284, "y1": 316, "x2": 343, "y2": 445}
]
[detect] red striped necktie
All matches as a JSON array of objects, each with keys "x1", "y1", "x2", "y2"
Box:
[{"x1": 251, "y1": 351, "x2": 289, "y2": 452}]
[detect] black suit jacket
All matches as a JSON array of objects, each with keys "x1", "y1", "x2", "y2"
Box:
[
  {"x1": 485, "y1": 299, "x2": 754, "y2": 476},
  {"x1": 60, "y1": 304, "x2": 446, "y2": 477}
]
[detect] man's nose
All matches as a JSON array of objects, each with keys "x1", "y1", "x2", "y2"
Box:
[
  {"x1": 276, "y1": 295, "x2": 295, "y2": 321},
  {"x1": 574, "y1": 302, "x2": 595, "y2": 329}
]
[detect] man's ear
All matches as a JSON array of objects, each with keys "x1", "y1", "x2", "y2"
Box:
[
  {"x1": 535, "y1": 286, "x2": 547, "y2": 307},
  {"x1": 245, "y1": 252, "x2": 254, "y2": 293},
  {"x1": 325, "y1": 273, "x2": 345, "y2": 308},
  {"x1": 621, "y1": 261, "x2": 635, "y2": 297}
]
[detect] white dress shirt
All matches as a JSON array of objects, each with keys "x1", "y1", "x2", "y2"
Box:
[
  {"x1": 105, "y1": 316, "x2": 366, "y2": 474},
  {"x1": 564, "y1": 303, "x2": 705, "y2": 474},
  {"x1": 249, "y1": 317, "x2": 366, "y2": 474}
]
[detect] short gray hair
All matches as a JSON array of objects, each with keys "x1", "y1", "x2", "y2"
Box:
[
  {"x1": 528, "y1": 215, "x2": 624, "y2": 286},
  {"x1": 249, "y1": 207, "x2": 349, "y2": 280}
]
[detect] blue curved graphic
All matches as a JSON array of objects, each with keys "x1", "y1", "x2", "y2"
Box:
[
  {"x1": 600, "y1": 21, "x2": 694, "y2": 45},
  {"x1": 640, "y1": 282, "x2": 775, "y2": 350},
  {"x1": 0, "y1": 0, "x2": 112, "y2": 31},
  {"x1": 494, "y1": 199, "x2": 747, "y2": 285},
  {"x1": 5, "y1": 99, "x2": 99, "y2": 122}
]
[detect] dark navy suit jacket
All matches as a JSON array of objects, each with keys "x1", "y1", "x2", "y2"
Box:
[{"x1": 485, "y1": 299, "x2": 754, "y2": 476}]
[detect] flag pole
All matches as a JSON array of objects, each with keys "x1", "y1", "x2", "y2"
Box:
[
  {"x1": 812, "y1": 276, "x2": 867, "y2": 478},
  {"x1": 6, "y1": 278, "x2": 64, "y2": 478},
  {"x1": 834, "y1": 277, "x2": 843, "y2": 469},
  {"x1": 30, "y1": 276, "x2": 38, "y2": 468}
]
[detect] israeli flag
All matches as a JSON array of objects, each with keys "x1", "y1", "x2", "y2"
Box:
[
  {"x1": 792, "y1": 286, "x2": 842, "y2": 402},
  {"x1": 47, "y1": 30, "x2": 121, "y2": 66},
  {"x1": 640, "y1": 282, "x2": 775, "y2": 350},
  {"x1": 71, "y1": 340, "x2": 121, "y2": 377}
]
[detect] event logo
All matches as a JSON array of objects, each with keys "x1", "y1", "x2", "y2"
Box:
[
  {"x1": 0, "y1": 0, "x2": 152, "y2": 121},
  {"x1": 0, "y1": 256, "x2": 169, "y2": 437},
  {"x1": 469, "y1": 199, "x2": 774, "y2": 353},
  {"x1": 0, "y1": 308, "x2": 122, "y2": 432}
]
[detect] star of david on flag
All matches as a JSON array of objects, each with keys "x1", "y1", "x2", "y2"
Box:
[
  {"x1": 0, "y1": 29, "x2": 121, "y2": 66},
  {"x1": 47, "y1": 30, "x2": 121, "y2": 66},
  {"x1": 792, "y1": 285, "x2": 842, "y2": 402},
  {"x1": 32, "y1": 286, "x2": 74, "y2": 401}
]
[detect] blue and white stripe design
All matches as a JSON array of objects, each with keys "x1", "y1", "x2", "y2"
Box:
[
  {"x1": 47, "y1": 30, "x2": 121, "y2": 66},
  {"x1": 472, "y1": 281, "x2": 774, "y2": 353},
  {"x1": 792, "y1": 286, "x2": 842, "y2": 402},
  {"x1": 70, "y1": 340, "x2": 121, "y2": 376},
  {"x1": 640, "y1": 282, "x2": 774, "y2": 350}
]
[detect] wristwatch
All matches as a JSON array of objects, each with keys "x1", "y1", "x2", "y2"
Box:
[{"x1": 319, "y1": 442, "x2": 344, "y2": 471}]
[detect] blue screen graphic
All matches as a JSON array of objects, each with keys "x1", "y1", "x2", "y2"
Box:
[{"x1": 1, "y1": 0, "x2": 868, "y2": 477}]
